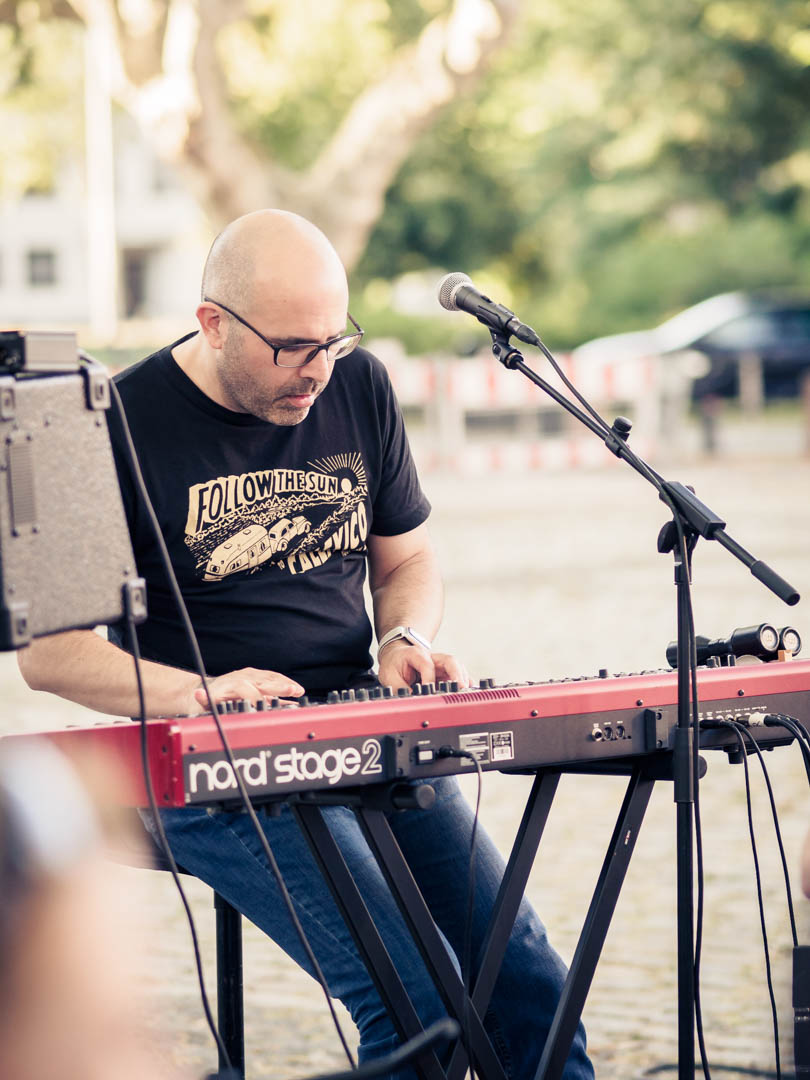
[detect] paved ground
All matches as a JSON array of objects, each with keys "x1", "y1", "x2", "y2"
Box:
[{"x1": 2, "y1": 409, "x2": 809, "y2": 1079}]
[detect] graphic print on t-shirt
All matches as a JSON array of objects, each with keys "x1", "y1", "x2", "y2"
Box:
[{"x1": 183, "y1": 453, "x2": 369, "y2": 580}]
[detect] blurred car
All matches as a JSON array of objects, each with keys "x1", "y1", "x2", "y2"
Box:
[{"x1": 572, "y1": 292, "x2": 810, "y2": 400}]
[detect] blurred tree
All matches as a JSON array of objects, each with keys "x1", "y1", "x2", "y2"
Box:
[
  {"x1": 357, "y1": 0, "x2": 810, "y2": 344},
  {"x1": 0, "y1": 0, "x2": 522, "y2": 269},
  {"x1": 0, "y1": 9, "x2": 85, "y2": 196},
  {"x1": 3, "y1": 0, "x2": 809, "y2": 346}
]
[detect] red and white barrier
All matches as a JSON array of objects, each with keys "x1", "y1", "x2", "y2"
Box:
[{"x1": 374, "y1": 340, "x2": 666, "y2": 472}]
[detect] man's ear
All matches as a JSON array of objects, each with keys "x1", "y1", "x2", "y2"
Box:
[{"x1": 196, "y1": 302, "x2": 226, "y2": 348}]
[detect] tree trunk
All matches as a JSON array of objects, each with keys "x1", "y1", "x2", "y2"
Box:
[{"x1": 65, "y1": 0, "x2": 523, "y2": 267}]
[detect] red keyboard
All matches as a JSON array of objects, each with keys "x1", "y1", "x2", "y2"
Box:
[{"x1": 8, "y1": 659, "x2": 809, "y2": 806}]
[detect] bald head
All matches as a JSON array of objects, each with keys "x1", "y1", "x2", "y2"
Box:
[
  {"x1": 191, "y1": 210, "x2": 352, "y2": 423},
  {"x1": 201, "y1": 209, "x2": 348, "y2": 316}
]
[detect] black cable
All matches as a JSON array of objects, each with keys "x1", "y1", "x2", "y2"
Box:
[
  {"x1": 642, "y1": 1063, "x2": 782, "y2": 1078},
  {"x1": 733, "y1": 724, "x2": 798, "y2": 948},
  {"x1": 773, "y1": 713, "x2": 810, "y2": 783},
  {"x1": 523, "y1": 337, "x2": 670, "y2": 497},
  {"x1": 438, "y1": 747, "x2": 484, "y2": 1079},
  {"x1": 126, "y1": 614, "x2": 231, "y2": 1070},
  {"x1": 789, "y1": 717, "x2": 810, "y2": 750},
  {"x1": 725, "y1": 722, "x2": 782, "y2": 1080},
  {"x1": 532, "y1": 340, "x2": 612, "y2": 436},
  {"x1": 462, "y1": 753, "x2": 483, "y2": 1080},
  {"x1": 108, "y1": 377, "x2": 357, "y2": 1069},
  {"x1": 303, "y1": 1018, "x2": 460, "y2": 1080},
  {"x1": 764, "y1": 715, "x2": 810, "y2": 787}
]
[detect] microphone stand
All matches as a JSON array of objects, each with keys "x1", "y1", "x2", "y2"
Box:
[{"x1": 486, "y1": 327, "x2": 800, "y2": 1080}]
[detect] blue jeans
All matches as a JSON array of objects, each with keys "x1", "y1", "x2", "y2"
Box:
[{"x1": 146, "y1": 777, "x2": 593, "y2": 1079}]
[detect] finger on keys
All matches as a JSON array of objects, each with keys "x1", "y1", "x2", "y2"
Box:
[
  {"x1": 410, "y1": 651, "x2": 437, "y2": 687},
  {"x1": 434, "y1": 653, "x2": 471, "y2": 688}
]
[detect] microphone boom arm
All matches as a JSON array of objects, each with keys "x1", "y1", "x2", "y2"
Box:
[{"x1": 486, "y1": 326, "x2": 800, "y2": 606}]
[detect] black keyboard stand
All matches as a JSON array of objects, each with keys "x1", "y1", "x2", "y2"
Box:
[{"x1": 287, "y1": 750, "x2": 697, "y2": 1080}]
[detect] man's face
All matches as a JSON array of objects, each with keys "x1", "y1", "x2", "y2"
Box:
[{"x1": 215, "y1": 291, "x2": 349, "y2": 425}]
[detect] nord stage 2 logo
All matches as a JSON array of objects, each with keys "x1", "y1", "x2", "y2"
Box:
[{"x1": 183, "y1": 735, "x2": 395, "y2": 801}]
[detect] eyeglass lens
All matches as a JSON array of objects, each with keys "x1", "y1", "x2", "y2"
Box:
[{"x1": 275, "y1": 333, "x2": 363, "y2": 367}]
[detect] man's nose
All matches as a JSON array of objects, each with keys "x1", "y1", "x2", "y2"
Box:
[{"x1": 303, "y1": 347, "x2": 333, "y2": 382}]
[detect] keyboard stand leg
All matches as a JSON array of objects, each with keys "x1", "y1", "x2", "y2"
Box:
[
  {"x1": 356, "y1": 806, "x2": 507, "y2": 1080},
  {"x1": 445, "y1": 769, "x2": 562, "y2": 1080},
  {"x1": 291, "y1": 802, "x2": 447, "y2": 1080},
  {"x1": 534, "y1": 762, "x2": 657, "y2": 1080}
]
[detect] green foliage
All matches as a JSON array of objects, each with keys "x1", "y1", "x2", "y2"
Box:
[
  {"x1": 351, "y1": 302, "x2": 467, "y2": 356},
  {"x1": 356, "y1": 0, "x2": 810, "y2": 346},
  {"x1": 0, "y1": 17, "x2": 84, "y2": 195},
  {"x1": 220, "y1": 0, "x2": 435, "y2": 170}
]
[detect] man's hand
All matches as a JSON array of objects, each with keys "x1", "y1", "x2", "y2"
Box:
[
  {"x1": 377, "y1": 640, "x2": 470, "y2": 692},
  {"x1": 17, "y1": 631, "x2": 306, "y2": 720},
  {"x1": 189, "y1": 668, "x2": 304, "y2": 715}
]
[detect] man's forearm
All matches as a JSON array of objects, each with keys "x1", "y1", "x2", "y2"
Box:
[
  {"x1": 17, "y1": 630, "x2": 201, "y2": 719},
  {"x1": 370, "y1": 549, "x2": 445, "y2": 644},
  {"x1": 369, "y1": 538, "x2": 468, "y2": 690}
]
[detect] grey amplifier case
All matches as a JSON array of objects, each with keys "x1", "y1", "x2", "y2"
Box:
[{"x1": 0, "y1": 366, "x2": 145, "y2": 649}]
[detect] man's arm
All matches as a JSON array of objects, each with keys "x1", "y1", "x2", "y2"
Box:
[
  {"x1": 368, "y1": 522, "x2": 469, "y2": 691},
  {"x1": 17, "y1": 630, "x2": 304, "y2": 718}
]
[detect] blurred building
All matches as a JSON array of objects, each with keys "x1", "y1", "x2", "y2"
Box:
[{"x1": 0, "y1": 115, "x2": 209, "y2": 348}]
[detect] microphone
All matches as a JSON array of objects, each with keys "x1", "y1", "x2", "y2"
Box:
[{"x1": 437, "y1": 272, "x2": 541, "y2": 346}]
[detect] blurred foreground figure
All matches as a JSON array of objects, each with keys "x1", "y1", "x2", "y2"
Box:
[
  {"x1": 0, "y1": 740, "x2": 176, "y2": 1080},
  {"x1": 801, "y1": 828, "x2": 810, "y2": 899}
]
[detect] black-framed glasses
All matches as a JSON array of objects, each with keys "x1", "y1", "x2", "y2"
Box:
[{"x1": 203, "y1": 296, "x2": 364, "y2": 368}]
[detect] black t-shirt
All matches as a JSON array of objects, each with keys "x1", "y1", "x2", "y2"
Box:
[{"x1": 107, "y1": 336, "x2": 430, "y2": 693}]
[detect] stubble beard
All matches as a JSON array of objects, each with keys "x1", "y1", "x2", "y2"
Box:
[{"x1": 218, "y1": 339, "x2": 327, "y2": 425}]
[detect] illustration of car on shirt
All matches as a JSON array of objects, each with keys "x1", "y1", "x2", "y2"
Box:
[{"x1": 203, "y1": 516, "x2": 311, "y2": 580}]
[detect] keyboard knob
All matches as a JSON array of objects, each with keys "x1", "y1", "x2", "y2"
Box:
[
  {"x1": 356, "y1": 688, "x2": 369, "y2": 701},
  {"x1": 327, "y1": 690, "x2": 340, "y2": 704},
  {"x1": 370, "y1": 686, "x2": 384, "y2": 699},
  {"x1": 397, "y1": 686, "x2": 410, "y2": 697},
  {"x1": 383, "y1": 686, "x2": 395, "y2": 698}
]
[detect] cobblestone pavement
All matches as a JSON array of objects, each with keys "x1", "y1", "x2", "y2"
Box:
[{"x1": 2, "y1": 415, "x2": 809, "y2": 1080}]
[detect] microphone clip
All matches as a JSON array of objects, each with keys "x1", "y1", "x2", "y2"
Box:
[{"x1": 489, "y1": 328, "x2": 524, "y2": 370}]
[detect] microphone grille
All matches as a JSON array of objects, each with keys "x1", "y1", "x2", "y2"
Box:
[{"x1": 437, "y1": 272, "x2": 472, "y2": 312}]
